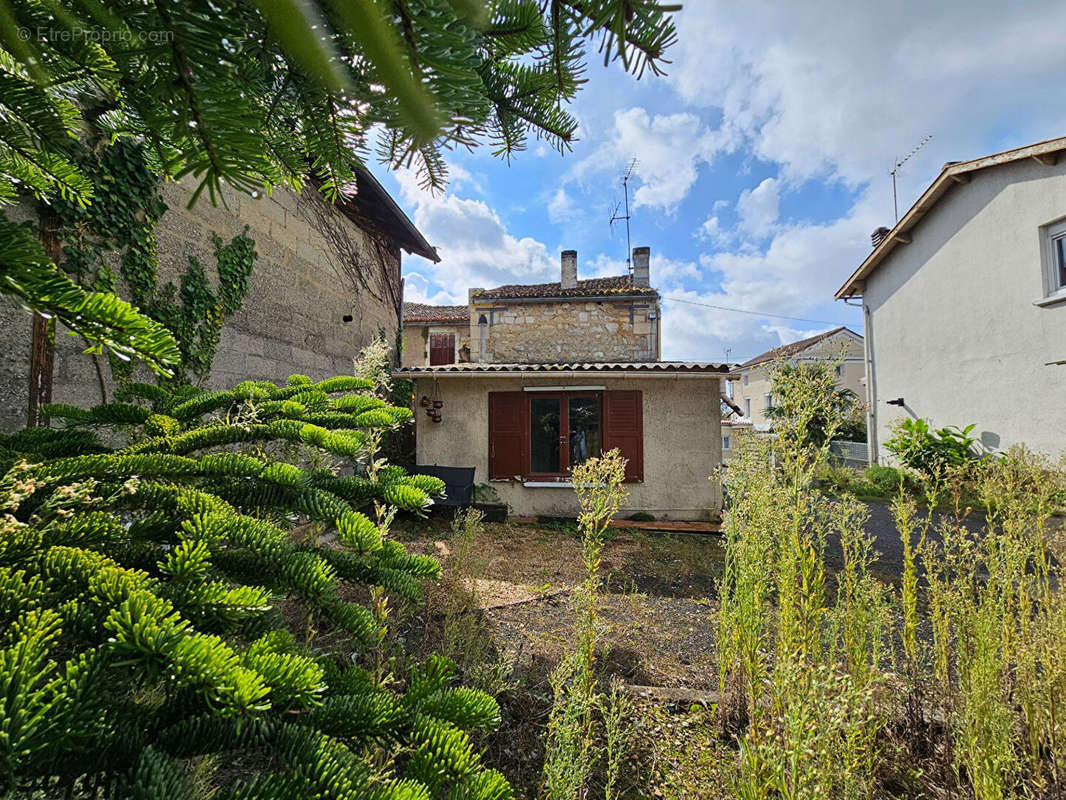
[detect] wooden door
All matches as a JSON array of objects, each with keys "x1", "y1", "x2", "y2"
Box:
[{"x1": 429, "y1": 332, "x2": 456, "y2": 365}]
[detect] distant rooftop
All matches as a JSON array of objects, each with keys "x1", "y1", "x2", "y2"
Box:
[
  {"x1": 402, "y1": 303, "x2": 469, "y2": 324},
  {"x1": 738, "y1": 326, "x2": 861, "y2": 369},
  {"x1": 472, "y1": 274, "x2": 654, "y2": 300}
]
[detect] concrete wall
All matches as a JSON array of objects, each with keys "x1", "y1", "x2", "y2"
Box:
[
  {"x1": 402, "y1": 322, "x2": 470, "y2": 367},
  {"x1": 0, "y1": 177, "x2": 402, "y2": 430},
  {"x1": 729, "y1": 332, "x2": 865, "y2": 428},
  {"x1": 864, "y1": 156, "x2": 1066, "y2": 460},
  {"x1": 469, "y1": 297, "x2": 660, "y2": 364},
  {"x1": 412, "y1": 374, "x2": 723, "y2": 519}
]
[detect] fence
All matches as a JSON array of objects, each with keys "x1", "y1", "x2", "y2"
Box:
[{"x1": 828, "y1": 439, "x2": 869, "y2": 469}]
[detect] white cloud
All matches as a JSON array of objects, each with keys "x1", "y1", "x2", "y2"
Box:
[
  {"x1": 668, "y1": 0, "x2": 1066, "y2": 203},
  {"x1": 659, "y1": 189, "x2": 874, "y2": 361},
  {"x1": 394, "y1": 169, "x2": 555, "y2": 302},
  {"x1": 573, "y1": 107, "x2": 724, "y2": 212},
  {"x1": 736, "y1": 177, "x2": 780, "y2": 239},
  {"x1": 546, "y1": 187, "x2": 575, "y2": 225}
]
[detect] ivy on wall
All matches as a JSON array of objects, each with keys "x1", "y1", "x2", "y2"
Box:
[{"x1": 51, "y1": 137, "x2": 257, "y2": 386}]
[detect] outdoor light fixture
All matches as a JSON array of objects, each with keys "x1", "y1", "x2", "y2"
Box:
[
  {"x1": 426, "y1": 381, "x2": 443, "y2": 423},
  {"x1": 887, "y1": 397, "x2": 905, "y2": 406}
]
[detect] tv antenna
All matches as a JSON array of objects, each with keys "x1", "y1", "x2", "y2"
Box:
[
  {"x1": 609, "y1": 158, "x2": 638, "y2": 269},
  {"x1": 891, "y1": 135, "x2": 932, "y2": 222}
]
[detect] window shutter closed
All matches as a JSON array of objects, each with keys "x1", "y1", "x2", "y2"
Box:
[
  {"x1": 488, "y1": 392, "x2": 528, "y2": 480},
  {"x1": 603, "y1": 390, "x2": 643, "y2": 482}
]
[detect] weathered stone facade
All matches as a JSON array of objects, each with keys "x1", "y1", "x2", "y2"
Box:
[
  {"x1": 0, "y1": 172, "x2": 433, "y2": 431},
  {"x1": 470, "y1": 297, "x2": 658, "y2": 363},
  {"x1": 468, "y1": 249, "x2": 661, "y2": 364}
]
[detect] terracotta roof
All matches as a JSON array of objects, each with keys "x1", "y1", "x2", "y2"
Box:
[
  {"x1": 394, "y1": 361, "x2": 729, "y2": 375},
  {"x1": 836, "y1": 135, "x2": 1066, "y2": 298},
  {"x1": 472, "y1": 274, "x2": 653, "y2": 300},
  {"x1": 402, "y1": 303, "x2": 469, "y2": 324},
  {"x1": 737, "y1": 327, "x2": 860, "y2": 369}
]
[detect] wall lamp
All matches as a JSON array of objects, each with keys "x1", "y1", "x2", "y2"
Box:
[{"x1": 886, "y1": 397, "x2": 905, "y2": 407}]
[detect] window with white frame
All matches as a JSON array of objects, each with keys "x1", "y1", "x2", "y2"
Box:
[
  {"x1": 1043, "y1": 219, "x2": 1066, "y2": 297},
  {"x1": 764, "y1": 393, "x2": 772, "y2": 410},
  {"x1": 744, "y1": 398, "x2": 751, "y2": 418},
  {"x1": 722, "y1": 435, "x2": 732, "y2": 451}
]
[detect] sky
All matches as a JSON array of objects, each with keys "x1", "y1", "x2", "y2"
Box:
[{"x1": 380, "y1": 0, "x2": 1066, "y2": 363}]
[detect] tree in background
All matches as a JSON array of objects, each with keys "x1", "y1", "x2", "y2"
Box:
[
  {"x1": 0, "y1": 0, "x2": 681, "y2": 372},
  {"x1": 767, "y1": 362, "x2": 867, "y2": 447}
]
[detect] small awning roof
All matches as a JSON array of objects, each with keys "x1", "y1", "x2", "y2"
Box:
[{"x1": 393, "y1": 361, "x2": 730, "y2": 377}]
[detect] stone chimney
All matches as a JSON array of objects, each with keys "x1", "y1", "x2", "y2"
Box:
[
  {"x1": 632, "y1": 246, "x2": 650, "y2": 288},
  {"x1": 870, "y1": 227, "x2": 890, "y2": 248},
  {"x1": 561, "y1": 249, "x2": 578, "y2": 289}
]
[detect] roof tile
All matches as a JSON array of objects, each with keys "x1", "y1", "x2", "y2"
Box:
[
  {"x1": 402, "y1": 303, "x2": 470, "y2": 324},
  {"x1": 472, "y1": 274, "x2": 653, "y2": 300}
]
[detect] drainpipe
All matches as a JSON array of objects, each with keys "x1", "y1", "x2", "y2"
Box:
[{"x1": 863, "y1": 302, "x2": 878, "y2": 465}]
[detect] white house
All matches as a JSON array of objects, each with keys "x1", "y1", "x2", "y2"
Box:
[{"x1": 836, "y1": 136, "x2": 1066, "y2": 462}]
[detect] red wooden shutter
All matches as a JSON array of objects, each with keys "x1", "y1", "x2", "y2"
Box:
[
  {"x1": 603, "y1": 390, "x2": 643, "y2": 482},
  {"x1": 488, "y1": 391, "x2": 528, "y2": 480},
  {"x1": 429, "y1": 333, "x2": 456, "y2": 365}
]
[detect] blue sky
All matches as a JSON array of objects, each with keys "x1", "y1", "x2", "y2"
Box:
[{"x1": 380, "y1": 0, "x2": 1066, "y2": 362}]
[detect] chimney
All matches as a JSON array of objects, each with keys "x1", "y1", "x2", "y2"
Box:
[
  {"x1": 561, "y1": 249, "x2": 578, "y2": 289},
  {"x1": 632, "y1": 246, "x2": 650, "y2": 288},
  {"x1": 870, "y1": 227, "x2": 890, "y2": 249}
]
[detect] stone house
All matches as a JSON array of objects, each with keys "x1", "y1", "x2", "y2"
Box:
[
  {"x1": 401, "y1": 303, "x2": 471, "y2": 367},
  {"x1": 396, "y1": 248, "x2": 729, "y2": 521},
  {"x1": 0, "y1": 167, "x2": 436, "y2": 430},
  {"x1": 469, "y1": 247, "x2": 661, "y2": 363},
  {"x1": 836, "y1": 135, "x2": 1066, "y2": 461},
  {"x1": 726, "y1": 327, "x2": 865, "y2": 430}
]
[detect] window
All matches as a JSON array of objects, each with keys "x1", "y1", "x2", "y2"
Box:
[
  {"x1": 744, "y1": 398, "x2": 751, "y2": 418},
  {"x1": 764, "y1": 393, "x2": 772, "y2": 411},
  {"x1": 834, "y1": 365, "x2": 843, "y2": 378},
  {"x1": 743, "y1": 374, "x2": 749, "y2": 386},
  {"x1": 429, "y1": 332, "x2": 456, "y2": 365},
  {"x1": 722, "y1": 435, "x2": 732, "y2": 451},
  {"x1": 528, "y1": 393, "x2": 601, "y2": 475},
  {"x1": 489, "y1": 390, "x2": 643, "y2": 482},
  {"x1": 1042, "y1": 219, "x2": 1066, "y2": 299}
]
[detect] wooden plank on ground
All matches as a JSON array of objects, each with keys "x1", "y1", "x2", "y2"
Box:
[{"x1": 507, "y1": 516, "x2": 721, "y2": 534}]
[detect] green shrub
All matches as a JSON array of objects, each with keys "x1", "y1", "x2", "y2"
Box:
[
  {"x1": 863, "y1": 465, "x2": 919, "y2": 496},
  {"x1": 0, "y1": 374, "x2": 512, "y2": 800},
  {"x1": 884, "y1": 417, "x2": 977, "y2": 477}
]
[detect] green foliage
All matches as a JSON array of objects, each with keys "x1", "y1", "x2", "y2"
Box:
[
  {"x1": 0, "y1": 373, "x2": 514, "y2": 799},
  {"x1": 766, "y1": 361, "x2": 866, "y2": 447},
  {"x1": 0, "y1": 0, "x2": 679, "y2": 370},
  {"x1": 51, "y1": 136, "x2": 257, "y2": 385},
  {"x1": 721, "y1": 364, "x2": 888, "y2": 799},
  {"x1": 0, "y1": 215, "x2": 181, "y2": 375},
  {"x1": 542, "y1": 450, "x2": 631, "y2": 800},
  {"x1": 884, "y1": 417, "x2": 977, "y2": 477}
]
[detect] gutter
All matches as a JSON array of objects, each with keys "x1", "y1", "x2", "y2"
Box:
[{"x1": 393, "y1": 370, "x2": 726, "y2": 380}]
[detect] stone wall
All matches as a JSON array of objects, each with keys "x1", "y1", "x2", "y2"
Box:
[
  {"x1": 470, "y1": 298, "x2": 660, "y2": 364},
  {"x1": 0, "y1": 176, "x2": 402, "y2": 431}
]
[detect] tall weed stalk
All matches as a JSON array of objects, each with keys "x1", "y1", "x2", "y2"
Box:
[{"x1": 541, "y1": 450, "x2": 629, "y2": 800}]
